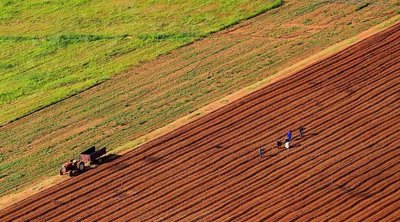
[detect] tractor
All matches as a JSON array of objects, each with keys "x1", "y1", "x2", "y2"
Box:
[{"x1": 60, "y1": 146, "x2": 106, "y2": 176}]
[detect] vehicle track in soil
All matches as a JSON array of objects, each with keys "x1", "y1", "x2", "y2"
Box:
[{"x1": 1, "y1": 17, "x2": 399, "y2": 222}]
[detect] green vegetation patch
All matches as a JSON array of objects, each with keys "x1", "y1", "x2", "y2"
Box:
[
  {"x1": 0, "y1": 0, "x2": 398, "y2": 198},
  {"x1": 0, "y1": 0, "x2": 283, "y2": 125}
]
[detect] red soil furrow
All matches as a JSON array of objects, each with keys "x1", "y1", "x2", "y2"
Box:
[
  {"x1": 18, "y1": 36, "x2": 396, "y2": 220},
  {"x1": 316, "y1": 165, "x2": 400, "y2": 221},
  {"x1": 329, "y1": 177, "x2": 400, "y2": 221},
  {"x1": 234, "y1": 126, "x2": 400, "y2": 222},
  {"x1": 51, "y1": 53, "x2": 396, "y2": 220},
  {"x1": 362, "y1": 195, "x2": 400, "y2": 222},
  {"x1": 276, "y1": 156, "x2": 398, "y2": 221},
  {"x1": 189, "y1": 88, "x2": 398, "y2": 220},
  {"x1": 94, "y1": 68, "x2": 400, "y2": 221},
  {"x1": 297, "y1": 152, "x2": 400, "y2": 221},
  {"x1": 168, "y1": 124, "x2": 400, "y2": 221},
  {"x1": 174, "y1": 107, "x2": 400, "y2": 222},
  {"x1": 125, "y1": 84, "x2": 400, "y2": 220},
  {"x1": 45, "y1": 66, "x2": 398, "y2": 222},
  {"x1": 279, "y1": 146, "x2": 400, "y2": 222},
  {"x1": 247, "y1": 148, "x2": 400, "y2": 221},
  {"x1": 24, "y1": 66, "x2": 346, "y2": 220},
  {"x1": 136, "y1": 72, "x2": 400, "y2": 220},
  {"x1": 83, "y1": 31, "x2": 400, "y2": 220},
  {"x1": 1, "y1": 18, "x2": 400, "y2": 222},
  {"x1": 156, "y1": 66, "x2": 400, "y2": 220},
  {"x1": 355, "y1": 184, "x2": 400, "y2": 222},
  {"x1": 167, "y1": 143, "x2": 398, "y2": 221},
  {"x1": 52, "y1": 70, "x2": 356, "y2": 221},
  {"x1": 370, "y1": 207, "x2": 400, "y2": 222},
  {"x1": 296, "y1": 170, "x2": 400, "y2": 222}
]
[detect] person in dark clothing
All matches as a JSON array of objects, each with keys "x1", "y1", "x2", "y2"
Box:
[
  {"x1": 259, "y1": 147, "x2": 265, "y2": 158},
  {"x1": 276, "y1": 141, "x2": 282, "y2": 148},
  {"x1": 299, "y1": 126, "x2": 305, "y2": 138}
]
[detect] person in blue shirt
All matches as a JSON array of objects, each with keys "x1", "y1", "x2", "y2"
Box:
[{"x1": 286, "y1": 130, "x2": 292, "y2": 141}]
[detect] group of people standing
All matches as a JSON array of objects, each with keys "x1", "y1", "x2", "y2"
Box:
[{"x1": 258, "y1": 126, "x2": 305, "y2": 158}]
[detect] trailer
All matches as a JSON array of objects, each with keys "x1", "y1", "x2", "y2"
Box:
[
  {"x1": 60, "y1": 146, "x2": 106, "y2": 176},
  {"x1": 80, "y1": 146, "x2": 106, "y2": 163}
]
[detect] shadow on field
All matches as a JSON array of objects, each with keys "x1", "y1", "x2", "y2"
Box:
[
  {"x1": 101, "y1": 153, "x2": 122, "y2": 163},
  {"x1": 336, "y1": 184, "x2": 373, "y2": 199},
  {"x1": 142, "y1": 155, "x2": 163, "y2": 163},
  {"x1": 69, "y1": 154, "x2": 123, "y2": 176}
]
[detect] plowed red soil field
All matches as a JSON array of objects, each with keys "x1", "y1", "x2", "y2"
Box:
[{"x1": 1, "y1": 22, "x2": 400, "y2": 222}]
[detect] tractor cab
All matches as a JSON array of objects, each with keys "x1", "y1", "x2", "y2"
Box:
[{"x1": 59, "y1": 158, "x2": 84, "y2": 176}]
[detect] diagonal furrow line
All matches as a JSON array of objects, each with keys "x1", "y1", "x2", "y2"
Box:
[
  {"x1": 327, "y1": 170, "x2": 400, "y2": 221},
  {"x1": 25, "y1": 70, "x2": 400, "y2": 222},
  {"x1": 245, "y1": 149, "x2": 400, "y2": 222},
  {"x1": 301, "y1": 158, "x2": 400, "y2": 221},
  {"x1": 322, "y1": 170, "x2": 400, "y2": 222},
  {"x1": 347, "y1": 177, "x2": 400, "y2": 222},
  {"x1": 94, "y1": 65, "x2": 400, "y2": 220},
  {"x1": 172, "y1": 108, "x2": 400, "y2": 222},
  {"x1": 185, "y1": 92, "x2": 400, "y2": 220},
  {"x1": 362, "y1": 195, "x2": 400, "y2": 222},
  {"x1": 90, "y1": 69, "x2": 400, "y2": 220},
  {"x1": 55, "y1": 60, "x2": 399, "y2": 221},
  {"x1": 2, "y1": 19, "x2": 400, "y2": 222},
  {"x1": 240, "y1": 130, "x2": 400, "y2": 222},
  {"x1": 131, "y1": 90, "x2": 400, "y2": 220},
  {"x1": 280, "y1": 146, "x2": 400, "y2": 221},
  {"x1": 36, "y1": 39, "x2": 400, "y2": 220},
  {"x1": 138, "y1": 64, "x2": 400, "y2": 220},
  {"x1": 307, "y1": 152, "x2": 400, "y2": 221}
]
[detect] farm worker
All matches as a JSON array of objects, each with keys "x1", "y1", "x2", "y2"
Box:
[
  {"x1": 284, "y1": 139, "x2": 290, "y2": 149},
  {"x1": 276, "y1": 141, "x2": 282, "y2": 148},
  {"x1": 299, "y1": 126, "x2": 305, "y2": 138},
  {"x1": 258, "y1": 147, "x2": 265, "y2": 158},
  {"x1": 286, "y1": 130, "x2": 292, "y2": 141}
]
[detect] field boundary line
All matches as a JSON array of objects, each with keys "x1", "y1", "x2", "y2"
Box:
[
  {"x1": 0, "y1": 14, "x2": 399, "y2": 211},
  {"x1": 113, "y1": 14, "x2": 400, "y2": 155}
]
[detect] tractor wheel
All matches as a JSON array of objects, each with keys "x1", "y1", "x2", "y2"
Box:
[
  {"x1": 68, "y1": 170, "x2": 75, "y2": 177},
  {"x1": 97, "y1": 157, "x2": 103, "y2": 164},
  {"x1": 78, "y1": 162, "x2": 85, "y2": 172}
]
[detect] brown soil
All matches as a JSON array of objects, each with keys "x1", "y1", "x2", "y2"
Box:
[
  {"x1": 1, "y1": 2, "x2": 398, "y2": 201},
  {"x1": 1, "y1": 19, "x2": 399, "y2": 222}
]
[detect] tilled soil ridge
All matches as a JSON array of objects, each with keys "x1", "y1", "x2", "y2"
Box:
[{"x1": 1, "y1": 18, "x2": 399, "y2": 222}]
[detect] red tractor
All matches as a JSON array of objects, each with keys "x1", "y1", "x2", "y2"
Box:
[{"x1": 60, "y1": 146, "x2": 106, "y2": 176}]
